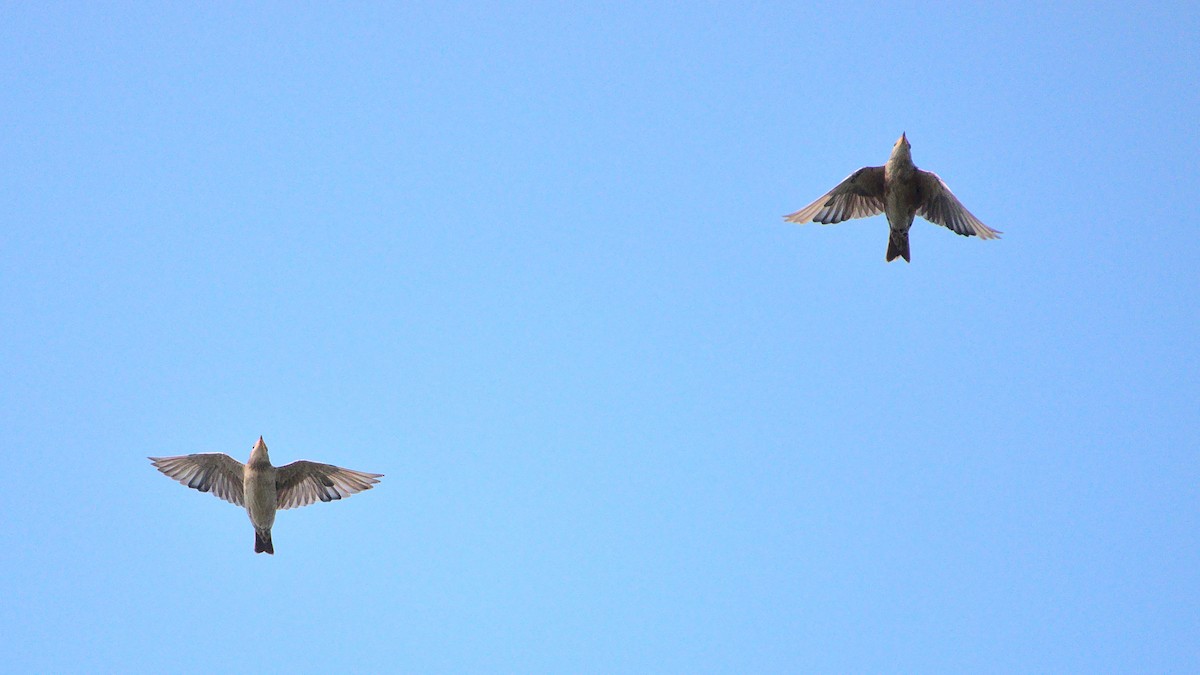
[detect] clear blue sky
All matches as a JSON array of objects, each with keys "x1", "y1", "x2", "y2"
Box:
[{"x1": 2, "y1": 2, "x2": 1197, "y2": 672}]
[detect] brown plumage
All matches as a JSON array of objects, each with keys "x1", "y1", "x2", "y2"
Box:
[
  {"x1": 784, "y1": 134, "x2": 1000, "y2": 262},
  {"x1": 150, "y1": 436, "x2": 382, "y2": 554}
]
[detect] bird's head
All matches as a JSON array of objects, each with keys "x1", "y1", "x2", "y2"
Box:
[
  {"x1": 251, "y1": 436, "x2": 269, "y2": 461},
  {"x1": 889, "y1": 132, "x2": 912, "y2": 164}
]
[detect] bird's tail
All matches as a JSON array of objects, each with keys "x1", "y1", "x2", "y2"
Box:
[
  {"x1": 887, "y1": 231, "x2": 911, "y2": 263},
  {"x1": 255, "y1": 529, "x2": 274, "y2": 555}
]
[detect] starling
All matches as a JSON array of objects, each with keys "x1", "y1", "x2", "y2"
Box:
[
  {"x1": 784, "y1": 133, "x2": 1000, "y2": 262},
  {"x1": 150, "y1": 436, "x2": 382, "y2": 554}
]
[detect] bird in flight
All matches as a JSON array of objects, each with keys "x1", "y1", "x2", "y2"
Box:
[
  {"x1": 784, "y1": 133, "x2": 1000, "y2": 262},
  {"x1": 150, "y1": 436, "x2": 382, "y2": 554}
]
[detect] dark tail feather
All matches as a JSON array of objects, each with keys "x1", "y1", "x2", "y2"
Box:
[
  {"x1": 886, "y1": 231, "x2": 911, "y2": 263},
  {"x1": 255, "y1": 529, "x2": 274, "y2": 555}
]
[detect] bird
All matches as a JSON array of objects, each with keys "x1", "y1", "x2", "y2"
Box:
[
  {"x1": 149, "y1": 436, "x2": 382, "y2": 554},
  {"x1": 784, "y1": 133, "x2": 1000, "y2": 262}
]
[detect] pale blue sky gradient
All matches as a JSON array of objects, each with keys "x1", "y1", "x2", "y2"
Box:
[{"x1": 2, "y1": 2, "x2": 1198, "y2": 672}]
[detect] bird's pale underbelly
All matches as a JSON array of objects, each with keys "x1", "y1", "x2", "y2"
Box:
[
  {"x1": 243, "y1": 469, "x2": 278, "y2": 529},
  {"x1": 884, "y1": 183, "x2": 918, "y2": 233}
]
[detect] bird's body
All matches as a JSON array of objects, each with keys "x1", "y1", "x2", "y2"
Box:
[
  {"x1": 883, "y1": 139, "x2": 919, "y2": 262},
  {"x1": 150, "y1": 437, "x2": 382, "y2": 554},
  {"x1": 785, "y1": 134, "x2": 1000, "y2": 262},
  {"x1": 243, "y1": 442, "x2": 280, "y2": 553}
]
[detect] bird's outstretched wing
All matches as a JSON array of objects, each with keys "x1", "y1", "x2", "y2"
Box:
[
  {"x1": 275, "y1": 461, "x2": 383, "y2": 510},
  {"x1": 914, "y1": 170, "x2": 1001, "y2": 239},
  {"x1": 149, "y1": 453, "x2": 246, "y2": 506},
  {"x1": 784, "y1": 166, "x2": 885, "y2": 224}
]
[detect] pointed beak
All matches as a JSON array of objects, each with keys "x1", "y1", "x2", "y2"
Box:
[{"x1": 900, "y1": 132, "x2": 908, "y2": 145}]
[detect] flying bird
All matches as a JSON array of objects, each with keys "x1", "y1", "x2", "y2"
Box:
[
  {"x1": 784, "y1": 133, "x2": 1000, "y2": 262},
  {"x1": 150, "y1": 436, "x2": 382, "y2": 554}
]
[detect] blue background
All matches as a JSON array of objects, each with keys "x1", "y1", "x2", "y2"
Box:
[{"x1": 2, "y1": 2, "x2": 1197, "y2": 672}]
